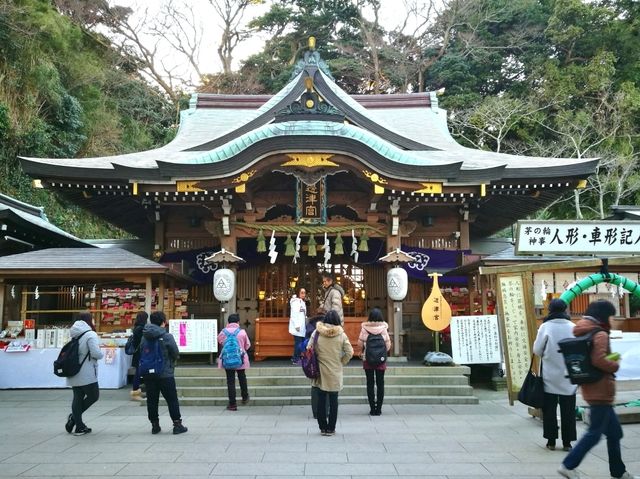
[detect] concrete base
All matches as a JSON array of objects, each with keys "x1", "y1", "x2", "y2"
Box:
[{"x1": 491, "y1": 376, "x2": 508, "y2": 391}]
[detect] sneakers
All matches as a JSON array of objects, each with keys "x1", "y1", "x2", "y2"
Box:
[
  {"x1": 65, "y1": 414, "x2": 75, "y2": 434},
  {"x1": 241, "y1": 396, "x2": 250, "y2": 405},
  {"x1": 226, "y1": 404, "x2": 237, "y2": 411},
  {"x1": 547, "y1": 440, "x2": 556, "y2": 450},
  {"x1": 151, "y1": 421, "x2": 161, "y2": 434},
  {"x1": 558, "y1": 465, "x2": 580, "y2": 478},
  {"x1": 613, "y1": 473, "x2": 640, "y2": 479},
  {"x1": 130, "y1": 389, "x2": 144, "y2": 402},
  {"x1": 73, "y1": 426, "x2": 92, "y2": 436}
]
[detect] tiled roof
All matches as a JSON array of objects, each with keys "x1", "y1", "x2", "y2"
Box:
[{"x1": 0, "y1": 248, "x2": 164, "y2": 271}]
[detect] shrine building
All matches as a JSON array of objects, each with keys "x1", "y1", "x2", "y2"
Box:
[{"x1": 18, "y1": 42, "x2": 598, "y2": 359}]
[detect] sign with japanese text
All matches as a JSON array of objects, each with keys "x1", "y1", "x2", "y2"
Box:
[
  {"x1": 450, "y1": 315, "x2": 501, "y2": 364},
  {"x1": 515, "y1": 220, "x2": 640, "y2": 255},
  {"x1": 296, "y1": 178, "x2": 326, "y2": 224},
  {"x1": 497, "y1": 274, "x2": 536, "y2": 403},
  {"x1": 168, "y1": 319, "x2": 218, "y2": 353}
]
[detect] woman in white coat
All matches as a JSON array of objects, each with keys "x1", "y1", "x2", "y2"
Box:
[
  {"x1": 65, "y1": 312, "x2": 104, "y2": 436},
  {"x1": 533, "y1": 298, "x2": 577, "y2": 451}
]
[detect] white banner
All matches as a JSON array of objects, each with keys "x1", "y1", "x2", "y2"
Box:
[
  {"x1": 168, "y1": 319, "x2": 218, "y2": 353},
  {"x1": 450, "y1": 315, "x2": 501, "y2": 364},
  {"x1": 515, "y1": 220, "x2": 640, "y2": 255}
]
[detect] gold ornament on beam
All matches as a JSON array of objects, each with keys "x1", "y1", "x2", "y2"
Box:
[
  {"x1": 282, "y1": 154, "x2": 338, "y2": 168},
  {"x1": 414, "y1": 182, "x2": 443, "y2": 194}
]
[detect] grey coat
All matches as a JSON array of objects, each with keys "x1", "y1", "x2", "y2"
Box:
[
  {"x1": 322, "y1": 284, "x2": 344, "y2": 323},
  {"x1": 66, "y1": 320, "x2": 103, "y2": 387},
  {"x1": 140, "y1": 323, "x2": 179, "y2": 378}
]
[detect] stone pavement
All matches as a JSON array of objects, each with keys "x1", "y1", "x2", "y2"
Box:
[{"x1": 1, "y1": 387, "x2": 640, "y2": 479}]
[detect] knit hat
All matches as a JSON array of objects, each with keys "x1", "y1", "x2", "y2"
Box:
[{"x1": 548, "y1": 298, "x2": 567, "y2": 313}]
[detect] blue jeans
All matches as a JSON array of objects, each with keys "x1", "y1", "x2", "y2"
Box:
[
  {"x1": 563, "y1": 405, "x2": 625, "y2": 478},
  {"x1": 292, "y1": 336, "x2": 305, "y2": 360}
]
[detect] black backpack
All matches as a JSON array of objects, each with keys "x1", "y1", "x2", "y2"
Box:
[
  {"x1": 557, "y1": 328, "x2": 605, "y2": 385},
  {"x1": 53, "y1": 330, "x2": 90, "y2": 377},
  {"x1": 365, "y1": 332, "x2": 387, "y2": 367}
]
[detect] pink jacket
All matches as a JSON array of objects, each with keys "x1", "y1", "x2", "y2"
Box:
[
  {"x1": 358, "y1": 321, "x2": 391, "y2": 370},
  {"x1": 217, "y1": 323, "x2": 251, "y2": 370}
]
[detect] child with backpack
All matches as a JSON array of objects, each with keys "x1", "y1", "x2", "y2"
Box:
[
  {"x1": 140, "y1": 311, "x2": 187, "y2": 435},
  {"x1": 357, "y1": 308, "x2": 391, "y2": 416},
  {"x1": 217, "y1": 313, "x2": 251, "y2": 411},
  {"x1": 64, "y1": 312, "x2": 103, "y2": 435}
]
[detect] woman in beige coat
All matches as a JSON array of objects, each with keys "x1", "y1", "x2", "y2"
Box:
[{"x1": 309, "y1": 310, "x2": 353, "y2": 436}]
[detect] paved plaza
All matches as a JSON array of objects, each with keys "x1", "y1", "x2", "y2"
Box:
[{"x1": 1, "y1": 387, "x2": 640, "y2": 478}]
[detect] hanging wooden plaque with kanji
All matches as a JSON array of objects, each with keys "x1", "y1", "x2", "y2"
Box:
[{"x1": 421, "y1": 273, "x2": 452, "y2": 331}]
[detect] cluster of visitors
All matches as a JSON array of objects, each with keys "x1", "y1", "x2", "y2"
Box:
[
  {"x1": 534, "y1": 299, "x2": 638, "y2": 479},
  {"x1": 61, "y1": 269, "x2": 392, "y2": 439}
]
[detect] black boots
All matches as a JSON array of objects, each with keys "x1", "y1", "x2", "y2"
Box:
[
  {"x1": 151, "y1": 421, "x2": 161, "y2": 434},
  {"x1": 172, "y1": 419, "x2": 188, "y2": 435}
]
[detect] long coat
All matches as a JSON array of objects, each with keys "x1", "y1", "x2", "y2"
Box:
[
  {"x1": 322, "y1": 284, "x2": 344, "y2": 323},
  {"x1": 66, "y1": 320, "x2": 104, "y2": 387},
  {"x1": 309, "y1": 321, "x2": 353, "y2": 392},
  {"x1": 532, "y1": 315, "x2": 577, "y2": 396}
]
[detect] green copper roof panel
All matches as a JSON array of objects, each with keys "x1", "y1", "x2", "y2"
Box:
[{"x1": 185, "y1": 121, "x2": 454, "y2": 167}]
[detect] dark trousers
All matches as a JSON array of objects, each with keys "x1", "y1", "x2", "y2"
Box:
[
  {"x1": 563, "y1": 405, "x2": 625, "y2": 478},
  {"x1": 132, "y1": 365, "x2": 141, "y2": 390},
  {"x1": 225, "y1": 369, "x2": 248, "y2": 406},
  {"x1": 316, "y1": 390, "x2": 339, "y2": 432},
  {"x1": 144, "y1": 375, "x2": 182, "y2": 422},
  {"x1": 365, "y1": 369, "x2": 385, "y2": 411},
  {"x1": 71, "y1": 382, "x2": 99, "y2": 428},
  {"x1": 292, "y1": 336, "x2": 305, "y2": 359},
  {"x1": 542, "y1": 392, "x2": 576, "y2": 443}
]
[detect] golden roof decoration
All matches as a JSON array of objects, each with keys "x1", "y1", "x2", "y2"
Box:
[{"x1": 282, "y1": 154, "x2": 338, "y2": 168}]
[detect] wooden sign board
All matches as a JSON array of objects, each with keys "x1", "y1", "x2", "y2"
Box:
[
  {"x1": 496, "y1": 273, "x2": 537, "y2": 405},
  {"x1": 168, "y1": 319, "x2": 218, "y2": 353}
]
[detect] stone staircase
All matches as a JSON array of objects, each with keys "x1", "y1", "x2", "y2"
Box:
[{"x1": 173, "y1": 364, "x2": 479, "y2": 406}]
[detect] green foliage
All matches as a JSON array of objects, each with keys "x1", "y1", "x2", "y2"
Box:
[{"x1": 0, "y1": 0, "x2": 175, "y2": 238}]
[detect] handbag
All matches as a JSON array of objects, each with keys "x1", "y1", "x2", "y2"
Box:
[
  {"x1": 124, "y1": 335, "x2": 137, "y2": 355},
  {"x1": 517, "y1": 355, "x2": 544, "y2": 408},
  {"x1": 301, "y1": 332, "x2": 320, "y2": 379}
]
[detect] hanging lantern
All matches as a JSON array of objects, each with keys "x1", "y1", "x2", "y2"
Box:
[
  {"x1": 359, "y1": 230, "x2": 369, "y2": 252},
  {"x1": 256, "y1": 228, "x2": 266, "y2": 253},
  {"x1": 387, "y1": 267, "x2": 408, "y2": 301},
  {"x1": 213, "y1": 268, "x2": 235, "y2": 302},
  {"x1": 284, "y1": 234, "x2": 295, "y2": 256},
  {"x1": 307, "y1": 235, "x2": 317, "y2": 257},
  {"x1": 334, "y1": 233, "x2": 344, "y2": 255}
]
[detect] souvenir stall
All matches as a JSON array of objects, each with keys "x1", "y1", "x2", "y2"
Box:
[{"x1": 0, "y1": 247, "x2": 194, "y2": 389}]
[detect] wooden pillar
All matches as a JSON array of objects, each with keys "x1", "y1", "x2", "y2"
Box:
[
  {"x1": 459, "y1": 217, "x2": 470, "y2": 250},
  {"x1": 144, "y1": 276, "x2": 153, "y2": 315},
  {"x1": 158, "y1": 277, "x2": 165, "y2": 315}
]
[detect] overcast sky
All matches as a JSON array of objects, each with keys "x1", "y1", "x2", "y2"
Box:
[{"x1": 109, "y1": 0, "x2": 425, "y2": 88}]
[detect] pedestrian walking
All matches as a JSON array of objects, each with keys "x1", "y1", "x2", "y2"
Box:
[
  {"x1": 558, "y1": 300, "x2": 638, "y2": 479},
  {"x1": 309, "y1": 310, "x2": 353, "y2": 435},
  {"x1": 533, "y1": 298, "x2": 577, "y2": 451},
  {"x1": 289, "y1": 287, "x2": 307, "y2": 364},
  {"x1": 65, "y1": 311, "x2": 103, "y2": 436},
  {"x1": 357, "y1": 307, "x2": 391, "y2": 416},
  {"x1": 218, "y1": 313, "x2": 251, "y2": 411},
  {"x1": 140, "y1": 311, "x2": 187, "y2": 434}
]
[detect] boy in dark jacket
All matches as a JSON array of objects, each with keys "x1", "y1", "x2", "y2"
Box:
[{"x1": 141, "y1": 311, "x2": 187, "y2": 435}]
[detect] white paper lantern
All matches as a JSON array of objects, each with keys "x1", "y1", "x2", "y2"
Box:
[
  {"x1": 387, "y1": 267, "x2": 408, "y2": 301},
  {"x1": 213, "y1": 268, "x2": 235, "y2": 302}
]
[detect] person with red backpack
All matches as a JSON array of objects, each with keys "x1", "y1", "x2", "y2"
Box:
[
  {"x1": 357, "y1": 308, "x2": 391, "y2": 416},
  {"x1": 217, "y1": 313, "x2": 251, "y2": 411}
]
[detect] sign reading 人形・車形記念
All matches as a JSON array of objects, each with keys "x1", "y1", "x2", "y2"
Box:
[{"x1": 515, "y1": 220, "x2": 640, "y2": 255}]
